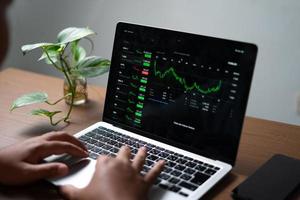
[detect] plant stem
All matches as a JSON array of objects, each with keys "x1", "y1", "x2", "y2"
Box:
[
  {"x1": 62, "y1": 59, "x2": 71, "y2": 74},
  {"x1": 84, "y1": 37, "x2": 94, "y2": 55},
  {"x1": 45, "y1": 93, "x2": 71, "y2": 105},
  {"x1": 43, "y1": 48, "x2": 63, "y2": 71},
  {"x1": 60, "y1": 54, "x2": 75, "y2": 123},
  {"x1": 43, "y1": 44, "x2": 76, "y2": 125},
  {"x1": 61, "y1": 43, "x2": 71, "y2": 73},
  {"x1": 50, "y1": 116, "x2": 66, "y2": 126}
]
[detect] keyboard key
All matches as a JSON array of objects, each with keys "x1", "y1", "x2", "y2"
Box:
[
  {"x1": 169, "y1": 186, "x2": 181, "y2": 193},
  {"x1": 105, "y1": 132, "x2": 113, "y2": 138},
  {"x1": 148, "y1": 155, "x2": 159, "y2": 161},
  {"x1": 145, "y1": 159, "x2": 154, "y2": 167},
  {"x1": 203, "y1": 163, "x2": 214, "y2": 168},
  {"x1": 115, "y1": 142, "x2": 123, "y2": 148},
  {"x1": 183, "y1": 156, "x2": 193, "y2": 161},
  {"x1": 177, "y1": 158, "x2": 188, "y2": 165},
  {"x1": 191, "y1": 172, "x2": 210, "y2": 186},
  {"x1": 164, "y1": 150, "x2": 174, "y2": 155},
  {"x1": 102, "y1": 144, "x2": 112, "y2": 150},
  {"x1": 91, "y1": 146, "x2": 101, "y2": 153},
  {"x1": 86, "y1": 132, "x2": 95, "y2": 137},
  {"x1": 169, "y1": 177, "x2": 180, "y2": 184},
  {"x1": 111, "y1": 147, "x2": 119, "y2": 153},
  {"x1": 186, "y1": 161, "x2": 197, "y2": 168},
  {"x1": 159, "y1": 183, "x2": 169, "y2": 190},
  {"x1": 156, "y1": 147, "x2": 165, "y2": 152},
  {"x1": 117, "y1": 137, "x2": 126, "y2": 143},
  {"x1": 86, "y1": 144, "x2": 94, "y2": 150},
  {"x1": 205, "y1": 168, "x2": 217, "y2": 175},
  {"x1": 106, "y1": 139, "x2": 115, "y2": 145},
  {"x1": 150, "y1": 148, "x2": 161, "y2": 155},
  {"x1": 137, "y1": 140, "x2": 147, "y2": 148},
  {"x1": 158, "y1": 152, "x2": 169, "y2": 158},
  {"x1": 143, "y1": 166, "x2": 150, "y2": 173},
  {"x1": 131, "y1": 148, "x2": 138, "y2": 154},
  {"x1": 184, "y1": 168, "x2": 196, "y2": 175},
  {"x1": 89, "y1": 138, "x2": 97, "y2": 144},
  {"x1": 171, "y1": 170, "x2": 182, "y2": 177},
  {"x1": 78, "y1": 135, "x2": 89, "y2": 141},
  {"x1": 166, "y1": 161, "x2": 176, "y2": 167},
  {"x1": 163, "y1": 166, "x2": 172, "y2": 173},
  {"x1": 174, "y1": 153, "x2": 184, "y2": 158},
  {"x1": 174, "y1": 164, "x2": 186, "y2": 171},
  {"x1": 94, "y1": 134, "x2": 103, "y2": 140},
  {"x1": 179, "y1": 191, "x2": 188, "y2": 197},
  {"x1": 101, "y1": 137, "x2": 109, "y2": 142},
  {"x1": 195, "y1": 165, "x2": 206, "y2": 172},
  {"x1": 194, "y1": 160, "x2": 203, "y2": 165},
  {"x1": 96, "y1": 141, "x2": 105, "y2": 147},
  {"x1": 89, "y1": 153, "x2": 98, "y2": 159},
  {"x1": 159, "y1": 173, "x2": 170, "y2": 180},
  {"x1": 167, "y1": 155, "x2": 178, "y2": 162},
  {"x1": 99, "y1": 149, "x2": 110, "y2": 155},
  {"x1": 180, "y1": 174, "x2": 192, "y2": 181},
  {"x1": 131, "y1": 143, "x2": 139, "y2": 148},
  {"x1": 124, "y1": 140, "x2": 133, "y2": 145},
  {"x1": 146, "y1": 143, "x2": 155, "y2": 149},
  {"x1": 179, "y1": 181, "x2": 197, "y2": 191},
  {"x1": 109, "y1": 152, "x2": 116, "y2": 157}
]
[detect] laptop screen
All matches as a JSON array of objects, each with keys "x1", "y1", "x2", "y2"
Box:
[{"x1": 103, "y1": 22, "x2": 257, "y2": 165}]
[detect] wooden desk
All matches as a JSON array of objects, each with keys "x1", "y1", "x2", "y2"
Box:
[{"x1": 0, "y1": 68, "x2": 299, "y2": 199}]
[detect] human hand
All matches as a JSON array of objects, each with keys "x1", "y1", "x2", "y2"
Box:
[
  {"x1": 60, "y1": 146, "x2": 165, "y2": 200},
  {"x1": 0, "y1": 131, "x2": 88, "y2": 185}
]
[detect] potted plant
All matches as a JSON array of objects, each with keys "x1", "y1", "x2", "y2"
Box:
[{"x1": 10, "y1": 27, "x2": 110, "y2": 125}]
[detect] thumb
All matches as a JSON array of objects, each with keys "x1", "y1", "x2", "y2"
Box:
[
  {"x1": 60, "y1": 184, "x2": 80, "y2": 200},
  {"x1": 27, "y1": 162, "x2": 69, "y2": 180}
]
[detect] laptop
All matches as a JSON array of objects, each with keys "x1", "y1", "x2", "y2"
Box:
[{"x1": 47, "y1": 22, "x2": 258, "y2": 199}]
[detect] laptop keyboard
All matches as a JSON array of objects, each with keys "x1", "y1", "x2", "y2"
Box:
[{"x1": 78, "y1": 126, "x2": 220, "y2": 197}]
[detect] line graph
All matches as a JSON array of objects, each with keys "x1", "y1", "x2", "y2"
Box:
[{"x1": 153, "y1": 61, "x2": 222, "y2": 94}]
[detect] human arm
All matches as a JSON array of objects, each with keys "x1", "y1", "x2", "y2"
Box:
[{"x1": 0, "y1": 131, "x2": 88, "y2": 185}]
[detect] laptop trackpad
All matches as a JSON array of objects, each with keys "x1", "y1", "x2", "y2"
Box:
[{"x1": 47, "y1": 155, "x2": 96, "y2": 189}]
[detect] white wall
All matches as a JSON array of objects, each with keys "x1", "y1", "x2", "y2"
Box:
[{"x1": 3, "y1": 0, "x2": 300, "y2": 126}]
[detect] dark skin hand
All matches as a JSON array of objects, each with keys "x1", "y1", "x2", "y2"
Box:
[
  {"x1": 60, "y1": 146, "x2": 165, "y2": 200},
  {"x1": 0, "y1": 131, "x2": 88, "y2": 185}
]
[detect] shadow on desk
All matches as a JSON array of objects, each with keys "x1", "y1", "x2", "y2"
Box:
[
  {"x1": 0, "y1": 181, "x2": 62, "y2": 200},
  {"x1": 20, "y1": 123, "x2": 62, "y2": 138}
]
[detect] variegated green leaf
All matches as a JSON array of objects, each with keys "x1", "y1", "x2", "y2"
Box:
[
  {"x1": 10, "y1": 92, "x2": 48, "y2": 111},
  {"x1": 73, "y1": 56, "x2": 110, "y2": 77},
  {"x1": 21, "y1": 43, "x2": 59, "y2": 55},
  {"x1": 57, "y1": 27, "x2": 95, "y2": 44},
  {"x1": 38, "y1": 45, "x2": 62, "y2": 64},
  {"x1": 71, "y1": 40, "x2": 86, "y2": 63},
  {"x1": 31, "y1": 109, "x2": 61, "y2": 117}
]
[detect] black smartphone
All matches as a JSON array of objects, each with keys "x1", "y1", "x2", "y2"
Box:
[{"x1": 232, "y1": 154, "x2": 300, "y2": 200}]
